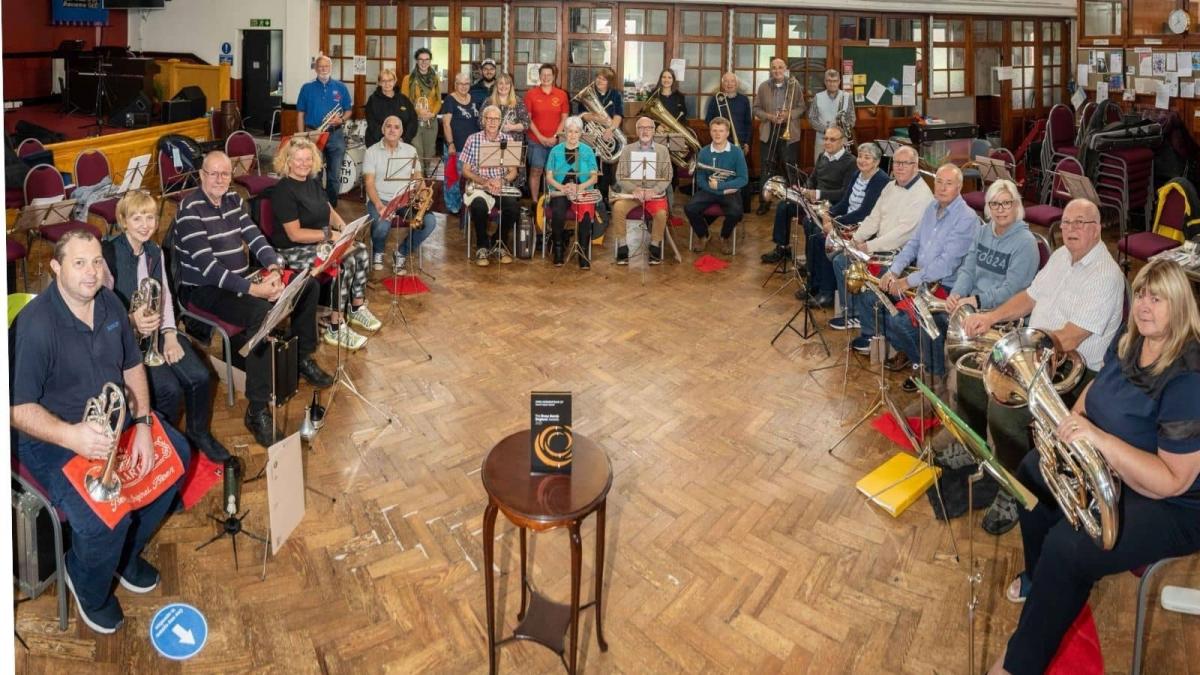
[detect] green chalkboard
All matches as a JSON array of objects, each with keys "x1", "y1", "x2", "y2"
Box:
[{"x1": 842, "y1": 46, "x2": 917, "y2": 107}]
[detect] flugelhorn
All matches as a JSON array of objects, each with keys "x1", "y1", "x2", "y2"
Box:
[
  {"x1": 83, "y1": 382, "x2": 127, "y2": 503},
  {"x1": 980, "y1": 328, "x2": 1120, "y2": 550},
  {"x1": 695, "y1": 162, "x2": 736, "y2": 182},
  {"x1": 129, "y1": 277, "x2": 165, "y2": 367}
]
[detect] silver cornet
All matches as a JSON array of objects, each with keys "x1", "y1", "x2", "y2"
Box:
[
  {"x1": 695, "y1": 162, "x2": 735, "y2": 182},
  {"x1": 83, "y1": 382, "x2": 127, "y2": 503},
  {"x1": 130, "y1": 277, "x2": 165, "y2": 367}
]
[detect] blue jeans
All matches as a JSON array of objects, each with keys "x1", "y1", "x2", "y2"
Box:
[
  {"x1": 145, "y1": 336, "x2": 213, "y2": 442},
  {"x1": 885, "y1": 311, "x2": 949, "y2": 376},
  {"x1": 17, "y1": 415, "x2": 191, "y2": 612},
  {"x1": 367, "y1": 201, "x2": 437, "y2": 258},
  {"x1": 320, "y1": 127, "x2": 347, "y2": 205}
]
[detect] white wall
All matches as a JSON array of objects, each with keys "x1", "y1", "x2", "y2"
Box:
[{"x1": 126, "y1": 0, "x2": 321, "y2": 104}]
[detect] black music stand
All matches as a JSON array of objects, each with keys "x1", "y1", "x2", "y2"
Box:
[
  {"x1": 14, "y1": 199, "x2": 78, "y2": 244},
  {"x1": 769, "y1": 195, "x2": 829, "y2": 356},
  {"x1": 382, "y1": 154, "x2": 438, "y2": 282},
  {"x1": 79, "y1": 53, "x2": 114, "y2": 137},
  {"x1": 376, "y1": 172, "x2": 435, "y2": 359},
  {"x1": 477, "y1": 139, "x2": 525, "y2": 265}
]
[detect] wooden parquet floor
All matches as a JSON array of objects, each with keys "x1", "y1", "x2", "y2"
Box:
[{"x1": 13, "y1": 206, "x2": 1200, "y2": 674}]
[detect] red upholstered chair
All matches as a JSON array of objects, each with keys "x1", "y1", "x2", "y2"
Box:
[
  {"x1": 1040, "y1": 104, "x2": 1078, "y2": 188},
  {"x1": 7, "y1": 239, "x2": 28, "y2": 290},
  {"x1": 1024, "y1": 156, "x2": 1082, "y2": 247},
  {"x1": 21, "y1": 163, "x2": 102, "y2": 252},
  {"x1": 225, "y1": 130, "x2": 278, "y2": 199},
  {"x1": 16, "y1": 138, "x2": 45, "y2": 159},
  {"x1": 963, "y1": 148, "x2": 1016, "y2": 214},
  {"x1": 1033, "y1": 232, "x2": 1052, "y2": 271},
  {"x1": 1118, "y1": 179, "x2": 1196, "y2": 264},
  {"x1": 73, "y1": 150, "x2": 120, "y2": 233}
]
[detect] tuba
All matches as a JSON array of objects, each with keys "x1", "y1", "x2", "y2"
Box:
[
  {"x1": 129, "y1": 277, "x2": 165, "y2": 367},
  {"x1": 572, "y1": 84, "x2": 627, "y2": 163},
  {"x1": 642, "y1": 91, "x2": 700, "y2": 172},
  {"x1": 979, "y1": 328, "x2": 1120, "y2": 550},
  {"x1": 83, "y1": 382, "x2": 127, "y2": 503}
]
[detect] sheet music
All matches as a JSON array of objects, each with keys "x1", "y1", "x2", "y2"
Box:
[
  {"x1": 238, "y1": 269, "x2": 313, "y2": 358},
  {"x1": 116, "y1": 153, "x2": 151, "y2": 193},
  {"x1": 630, "y1": 151, "x2": 656, "y2": 180}
]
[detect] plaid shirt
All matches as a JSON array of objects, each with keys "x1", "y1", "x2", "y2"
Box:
[{"x1": 457, "y1": 129, "x2": 513, "y2": 182}]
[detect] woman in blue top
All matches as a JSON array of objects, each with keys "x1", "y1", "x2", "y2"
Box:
[
  {"x1": 990, "y1": 258, "x2": 1200, "y2": 675},
  {"x1": 809, "y1": 143, "x2": 889, "y2": 306},
  {"x1": 545, "y1": 116, "x2": 599, "y2": 269}
]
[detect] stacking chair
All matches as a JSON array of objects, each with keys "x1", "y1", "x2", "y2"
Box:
[
  {"x1": 72, "y1": 150, "x2": 120, "y2": 233},
  {"x1": 1131, "y1": 555, "x2": 1200, "y2": 675},
  {"x1": 1118, "y1": 178, "x2": 1199, "y2": 265},
  {"x1": 1039, "y1": 104, "x2": 1078, "y2": 196},
  {"x1": 16, "y1": 138, "x2": 46, "y2": 159},
  {"x1": 22, "y1": 163, "x2": 102, "y2": 255},
  {"x1": 225, "y1": 130, "x2": 278, "y2": 200},
  {"x1": 962, "y1": 148, "x2": 1016, "y2": 214},
  {"x1": 1024, "y1": 156, "x2": 1083, "y2": 247},
  {"x1": 1032, "y1": 231, "x2": 1053, "y2": 271}
]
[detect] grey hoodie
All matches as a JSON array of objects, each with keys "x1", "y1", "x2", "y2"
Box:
[{"x1": 949, "y1": 218, "x2": 1039, "y2": 309}]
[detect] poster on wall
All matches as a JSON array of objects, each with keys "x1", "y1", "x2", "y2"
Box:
[{"x1": 52, "y1": 0, "x2": 107, "y2": 25}]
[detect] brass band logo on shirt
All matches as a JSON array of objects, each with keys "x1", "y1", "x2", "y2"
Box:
[{"x1": 531, "y1": 391, "x2": 573, "y2": 474}]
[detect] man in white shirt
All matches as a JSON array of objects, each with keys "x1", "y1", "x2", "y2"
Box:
[
  {"x1": 828, "y1": 145, "x2": 934, "y2": 326},
  {"x1": 807, "y1": 69, "x2": 855, "y2": 162},
  {"x1": 363, "y1": 116, "x2": 437, "y2": 274}
]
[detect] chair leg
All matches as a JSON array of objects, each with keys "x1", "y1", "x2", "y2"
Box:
[
  {"x1": 215, "y1": 325, "x2": 236, "y2": 407},
  {"x1": 1132, "y1": 558, "x2": 1177, "y2": 675}
]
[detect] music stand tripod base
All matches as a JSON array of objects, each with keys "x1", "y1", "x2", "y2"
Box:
[{"x1": 770, "y1": 296, "x2": 830, "y2": 357}]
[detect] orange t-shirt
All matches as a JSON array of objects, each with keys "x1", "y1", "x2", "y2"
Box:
[{"x1": 524, "y1": 86, "x2": 569, "y2": 141}]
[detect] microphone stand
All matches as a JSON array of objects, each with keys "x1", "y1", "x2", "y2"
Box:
[{"x1": 195, "y1": 456, "x2": 270, "y2": 577}]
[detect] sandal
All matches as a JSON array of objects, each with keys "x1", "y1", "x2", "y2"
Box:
[{"x1": 1006, "y1": 572, "x2": 1032, "y2": 604}]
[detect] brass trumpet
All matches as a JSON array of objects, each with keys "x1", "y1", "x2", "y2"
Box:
[
  {"x1": 83, "y1": 382, "x2": 127, "y2": 503},
  {"x1": 317, "y1": 104, "x2": 343, "y2": 133},
  {"x1": 695, "y1": 162, "x2": 736, "y2": 182},
  {"x1": 129, "y1": 277, "x2": 165, "y2": 367}
]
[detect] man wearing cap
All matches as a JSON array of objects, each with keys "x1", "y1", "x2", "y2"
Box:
[{"x1": 470, "y1": 59, "x2": 498, "y2": 107}]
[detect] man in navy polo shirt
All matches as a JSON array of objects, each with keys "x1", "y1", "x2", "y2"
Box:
[
  {"x1": 11, "y1": 229, "x2": 191, "y2": 635},
  {"x1": 296, "y1": 53, "x2": 353, "y2": 206}
]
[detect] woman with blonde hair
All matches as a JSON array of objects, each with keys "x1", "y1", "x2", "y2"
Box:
[
  {"x1": 101, "y1": 190, "x2": 228, "y2": 461},
  {"x1": 269, "y1": 137, "x2": 380, "y2": 350},
  {"x1": 989, "y1": 257, "x2": 1200, "y2": 675},
  {"x1": 364, "y1": 67, "x2": 416, "y2": 148}
]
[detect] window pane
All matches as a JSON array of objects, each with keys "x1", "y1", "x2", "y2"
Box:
[
  {"x1": 342, "y1": 35, "x2": 355, "y2": 57},
  {"x1": 516, "y1": 7, "x2": 533, "y2": 27},
  {"x1": 1012, "y1": 89, "x2": 1023, "y2": 109},
  {"x1": 330, "y1": 6, "x2": 342, "y2": 29},
  {"x1": 461, "y1": 7, "x2": 480, "y2": 31},
  {"x1": 366, "y1": 60, "x2": 380, "y2": 83},
  {"x1": 682, "y1": 10, "x2": 700, "y2": 35},
  {"x1": 540, "y1": 9, "x2": 557, "y2": 34},
  {"x1": 975, "y1": 47, "x2": 1001, "y2": 95},
  {"x1": 734, "y1": 44, "x2": 755, "y2": 69},
  {"x1": 383, "y1": 36, "x2": 395, "y2": 59},
  {"x1": 933, "y1": 71, "x2": 948, "y2": 94},
  {"x1": 366, "y1": 5, "x2": 380, "y2": 29},
  {"x1": 485, "y1": 7, "x2": 502, "y2": 31},
  {"x1": 649, "y1": 10, "x2": 668, "y2": 35},
  {"x1": 704, "y1": 11, "x2": 723, "y2": 37},
  {"x1": 703, "y1": 43, "x2": 722, "y2": 68},
  {"x1": 735, "y1": 12, "x2": 755, "y2": 38},
  {"x1": 383, "y1": 6, "x2": 396, "y2": 29},
  {"x1": 735, "y1": 70, "x2": 753, "y2": 92},
  {"x1": 839, "y1": 17, "x2": 858, "y2": 40},
  {"x1": 539, "y1": 40, "x2": 556, "y2": 63},
  {"x1": 411, "y1": 7, "x2": 428, "y2": 30},
  {"x1": 757, "y1": 45, "x2": 774, "y2": 68},
  {"x1": 682, "y1": 43, "x2": 700, "y2": 66},
  {"x1": 757, "y1": 13, "x2": 776, "y2": 39},
  {"x1": 811, "y1": 16, "x2": 828, "y2": 39},
  {"x1": 431, "y1": 7, "x2": 449, "y2": 31},
  {"x1": 950, "y1": 48, "x2": 964, "y2": 69},
  {"x1": 949, "y1": 71, "x2": 964, "y2": 92},
  {"x1": 1084, "y1": 1, "x2": 1121, "y2": 35},
  {"x1": 625, "y1": 9, "x2": 646, "y2": 35},
  {"x1": 623, "y1": 40, "x2": 665, "y2": 91},
  {"x1": 342, "y1": 6, "x2": 355, "y2": 29},
  {"x1": 700, "y1": 69, "x2": 720, "y2": 95},
  {"x1": 933, "y1": 48, "x2": 946, "y2": 70},
  {"x1": 789, "y1": 14, "x2": 809, "y2": 40}
]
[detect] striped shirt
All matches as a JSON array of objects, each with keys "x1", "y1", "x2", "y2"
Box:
[
  {"x1": 173, "y1": 190, "x2": 282, "y2": 295},
  {"x1": 847, "y1": 174, "x2": 869, "y2": 213},
  {"x1": 1027, "y1": 242, "x2": 1124, "y2": 371}
]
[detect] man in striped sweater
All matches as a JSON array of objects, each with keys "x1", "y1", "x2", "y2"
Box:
[{"x1": 172, "y1": 151, "x2": 333, "y2": 446}]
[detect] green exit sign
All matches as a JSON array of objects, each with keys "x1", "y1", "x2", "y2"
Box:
[{"x1": 250, "y1": 19, "x2": 271, "y2": 27}]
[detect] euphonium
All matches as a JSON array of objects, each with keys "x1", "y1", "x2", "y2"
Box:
[
  {"x1": 642, "y1": 91, "x2": 700, "y2": 172},
  {"x1": 980, "y1": 328, "x2": 1120, "y2": 550},
  {"x1": 129, "y1": 277, "x2": 165, "y2": 367},
  {"x1": 760, "y1": 176, "x2": 804, "y2": 205},
  {"x1": 572, "y1": 84, "x2": 626, "y2": 163},
  {"x1": 952, "y1": 318, "x2": 1086, "y2": 403},
  {"x1": 83, "y1": 382, "x2": 127, "y2": 503}
]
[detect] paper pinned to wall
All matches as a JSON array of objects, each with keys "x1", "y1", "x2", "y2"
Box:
[
  {"x1": 1076, "y1": 64, "x2": 1090, "y2": 85},
  {"x1": 1179, "y1": 52, "x2": 1193, "y2": 77},
  {"x1": 866, "y1": 81, "x2": 887, "y2": 105},
  {"x1": 1097, "y1": 82, "x2": 1109, "y2": 100},
  {"x1": 1110, "y1": 53, "x2": 1123, "y2": 73},
  {"x1": 669, "y1": 58, "x2": 686, "y2": 83},
  {"x1": 1123, "y1": 88, "x2": 1136, "y2": 102},
  {"x1": 901, "y1": 85, "x2": 916, "y2": 106},
  {"x1": 1070, "y1": 88, "x2": 1087, "y2": 109},
  {"x1": 1155, "y1": 83, "x2": 1170, "y2": 110},
  {"x1": 1183, "y1": 81, "x2": 1196, "y2": 99},
  {"x1": 1166, "y1": 53, "x2": 1178, "y2": 74},
  {"x1": 995, "y1": 66, "x2": 1013, "y2": 81},
  {"x1": 902, "y1": 65, "x2": 916, "y2": 86},
  {"x1": 1139, "y1": 54, "x2": 1153, "y2": 77}
]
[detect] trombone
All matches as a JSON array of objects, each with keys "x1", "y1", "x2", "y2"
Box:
[{"x1": 714, "y1": 92, "x2": 739, "y2": 147}]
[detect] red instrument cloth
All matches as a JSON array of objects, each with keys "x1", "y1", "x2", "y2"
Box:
[
  {"x1": 896, "y1": 284, "x2": 949, "y2": 328},
  {"x1": 444, "y1": 152, "x2": 458, "y2": 185},
  {"x1": 180, "y1": 452, "x2": 223, "y2": 509},
  {"x1": 1047, "y1": 603, "x2": 1103, "y2": 675},
  {"x1": 383, "y1": 275, "x2": 430, "y2": 295},
  {"x1": 871, "y1": 413, "x2": 940, "y2": 452},
  {"x1": 693, "y1": 254, "x2": 729, "y2": 273},
  {"x1": 61, "y1": 415, "x2": 185, "y2": 529},
  {"x1": 644, "y1": 197, "x2": 668, "y2": 216}
]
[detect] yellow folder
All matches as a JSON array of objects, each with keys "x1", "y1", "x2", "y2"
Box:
[{"x1": 856, "y1": 452, "x2": 941, "y2": 517}]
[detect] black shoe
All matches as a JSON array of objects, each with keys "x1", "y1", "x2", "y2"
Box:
[
  {"x1": 189, "y1": 430, "x2": 231, "y2": 463},
  {"x1": 755, "y1": 202, "x2": 771, "y2": 216},
  {"x1": 761, "y1": 246, "x2": 790, "y2": 264},
  {"x1": 553, "y1": 242, "x2": 564, "y2": 267},
  {"x1": 244, "y1": 407, "x2": 275, "y2": 447},
  {"x1": 885, "y1": 352, "x2": 912, "y2": 372},
  {"x1": 649, "y1": 244, "x2": 663, "y2": 265},
  {"x1": 298, "y1": 357, "x2": 334, "y2": 388},
  {"x1": 982, "y1": 491, "x2": 1021, "y2": 535},
  {"x1": 616, "y1": 245, "x2": 629, "y2": 265},
  {"x1": 901, "y1": 377, "x2": 919, "y2": 393}
]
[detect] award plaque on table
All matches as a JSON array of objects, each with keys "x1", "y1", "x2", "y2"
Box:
[{"x1": 530, "y1": 391, "x2": 573, "y2": 475}]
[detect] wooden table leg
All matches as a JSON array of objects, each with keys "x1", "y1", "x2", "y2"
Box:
[
  {"x1": 594, "y1": 500, "x2": 608, "y2": 651},
  {"x1": 482, "y1": 501, "x2": 499, "y2": 675},
  {"x1": 569, "y1": 522, "x2": 583, "y2": 675},
  {"x1": 517, "y1": 527, "x2": 528, "y2": 621}
]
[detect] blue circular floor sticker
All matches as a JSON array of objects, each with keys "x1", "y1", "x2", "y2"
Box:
[{"x1": 150, "y1": 603, "x2": 208, "y2": 660}]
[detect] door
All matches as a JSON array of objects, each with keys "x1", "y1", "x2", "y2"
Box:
[{"x1": 241, "y1": 30, "x2": 275, "y2": 134}]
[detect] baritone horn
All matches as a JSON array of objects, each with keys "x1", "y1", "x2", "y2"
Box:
[
  {"x1": 129, "y1": 277, "x2": 165, "y2": 367},
  {"x1": 83, "y1": 382, "x2": 127, "y2": 503},
  {"x1": 979, "y1": 328, "x2": 1120, "y2": 550}
]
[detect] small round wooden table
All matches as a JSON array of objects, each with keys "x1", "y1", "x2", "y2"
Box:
[{"x1": 481, "y1": 430, "x2": 612, "y2": 674}]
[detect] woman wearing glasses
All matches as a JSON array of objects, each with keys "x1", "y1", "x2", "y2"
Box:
[{"x1": 364, "y1": 67, "x2": 417, "y2": 148}]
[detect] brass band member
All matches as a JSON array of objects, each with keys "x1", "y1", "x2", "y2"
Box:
[
  {"x1": 364, "y1": 67, "x2": 417, "y2": 148},
  {"x1": 545, "y1": 116, "x2": 599, "y2": 269},
  {"x1": 705, "y1": 72, "x2": 753, "y2": 211},
  {"x1": 685, "y1": 117, "x2": 748, "y2": 255},
  {"x1": 525, "y1": 63, "x2": 569, "y2": 205},
  {"x1": 101, "y1": 191, "x2": 229, "y2": 462},
  {"x1": 469, "y1": 57, "x2": 498, "y2": 107},
  {"x1": 575, "y1": 67, "x2": 623, "y2": 204},
  {"x1": 612, "y1": 116, "x2": 673, "y2": 266},
  {"x1": 364, "y1": 116, "x2": 437, "y2": 274},
  {"x1": 401, "y1": 47, "x2": 441, "y2": 167},
  {"x1": 937, "y1": 199, "x2": 1125, "y2": 535},
  {"x1": 12, "y1": 229, "x2": 191, "y2": 633},
  {"x1": 460, "y1": 105, "x2": 520, "y2": 266},
  {"x1": 753, "y1": 56, "x2": 805, "y2": 215},
  {"x1": 296, "y1": 53, "x2": 352, "y2": 207},
  {"x1": 807, "y1": 69, "x2": 855, "y2": 162},
  {"x1": 988, "y1": 258, "x2": 1200, "y2": 675}
]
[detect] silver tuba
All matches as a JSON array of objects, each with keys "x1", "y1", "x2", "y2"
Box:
[
  {"x1": 572, "y1": 84, "x2": 627, "y2": 163},
  {"x1": 83, "y1": 382, "x2": 127, "y2": 503},
  {"x1": 979, "y1": 328, "x2": 1120, "y2": 550},
  {"x1": 129, "y1": 277, "x2": 165, "y2": 367}
]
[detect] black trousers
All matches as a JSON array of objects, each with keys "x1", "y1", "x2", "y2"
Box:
[
  {"x1": 181, "y1": 279, "x2": 320, "y2": 410},
  {"x1": 759, "y1": 134, "x2": 795, "y2": 185},
  {"x1": 549, "y1": 196, "x2": 593, "y2": 243},
  {"x1": 145, "y1": 335, "x2": 215, "y2": 441},
  {"x1": 685, "y1": 191, "x2": 742, "y2": 239},
  {"x1": 1005, "y1": 450, "x2": 1200, "y2": 675},
  {"x1": 468, "y1": 195, "x2": 520, "y2": 249}
]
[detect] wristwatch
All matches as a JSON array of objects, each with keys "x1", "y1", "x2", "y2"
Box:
[{"x1": 131, "y1": 415, "x2": 153, "y2": 427}]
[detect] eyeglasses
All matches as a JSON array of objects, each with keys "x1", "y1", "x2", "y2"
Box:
[
  {"x1": 1061, "y1": 218, "x2": 1098, "y2": 229},
  {"x1": 987, "y1": 200, "x2": 1015, "y2": 210},
  {"x1": 893, "y1": 160, "x2": 917, "y2": 166},
  {"x1": 483, "y1": 116, "x2": 501, "y2": 121},
  {"x1": 203, "y1": 169, "x2": 232, "y2": 179},
  {"x1": 824, "y1": 136, "x2": 843, "y2": 142}
]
